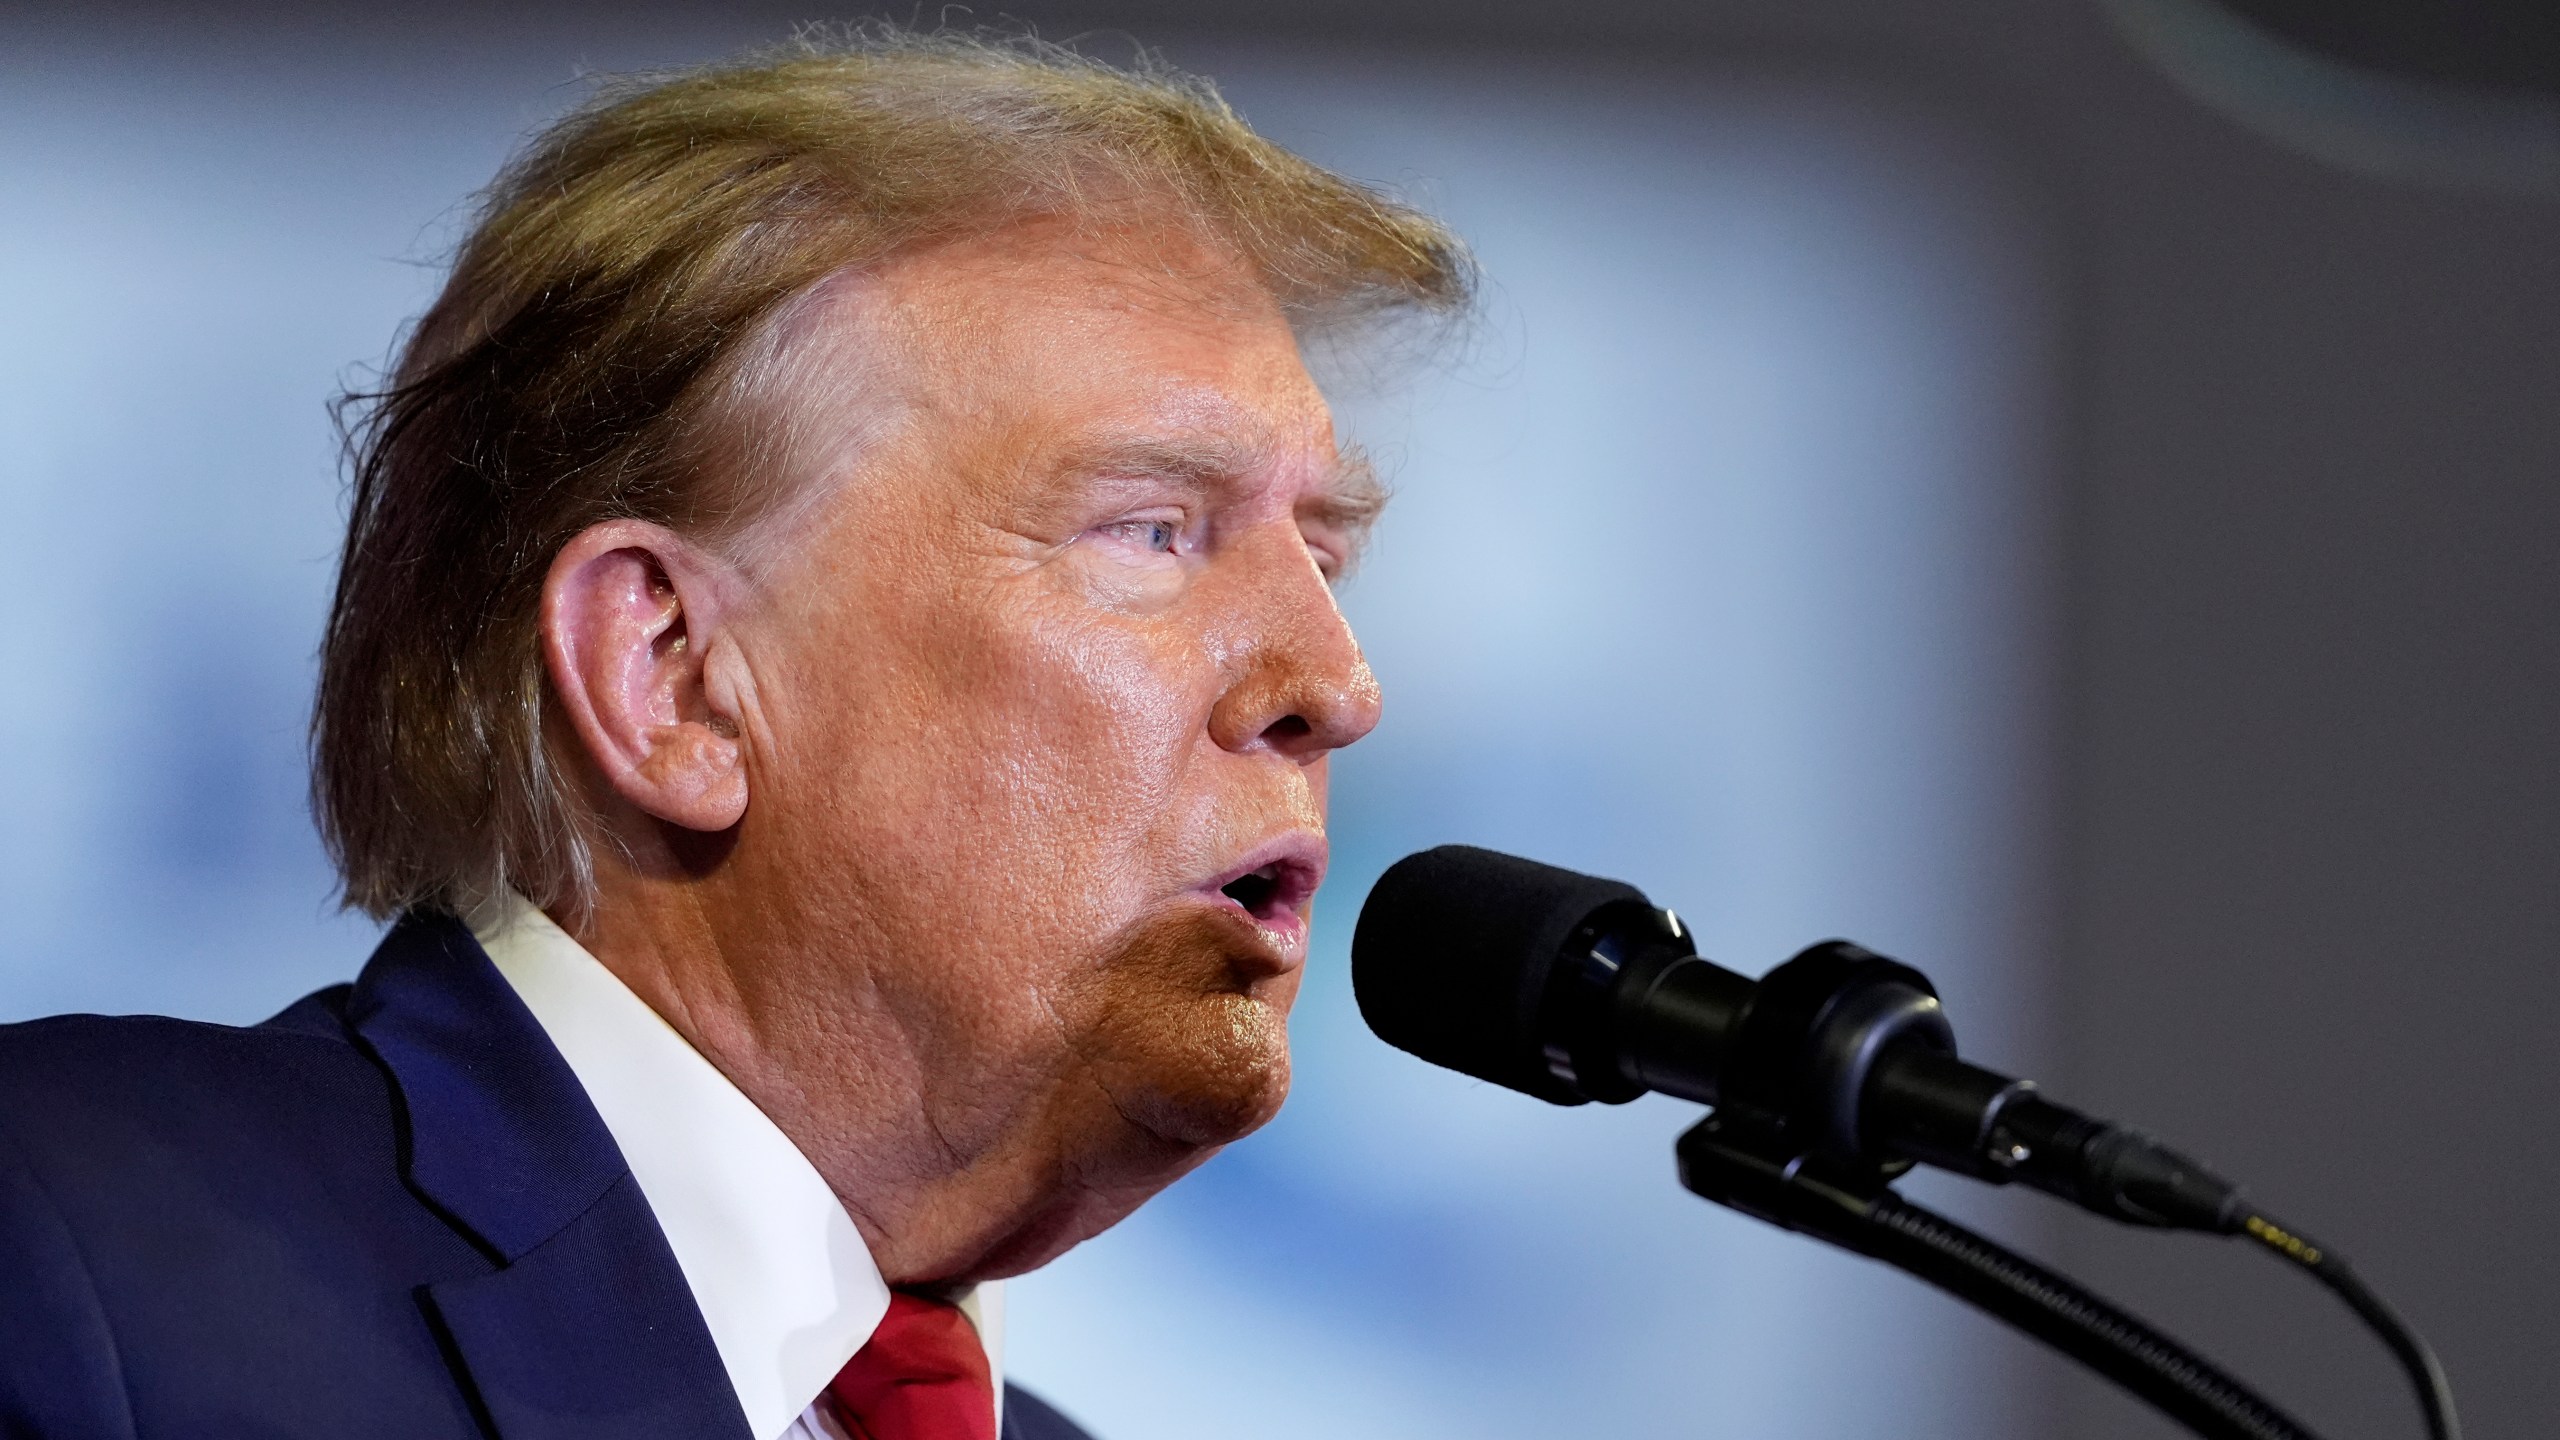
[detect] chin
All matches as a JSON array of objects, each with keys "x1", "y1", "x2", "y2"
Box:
[
  {"x1": 1068, "y1": 903, "x2": 1299, "y2": 1147},
  {"x1": 952, "y1": 1037, "x2": 1280, "y2": 1284},
  {"x1": 980, "y1": 905, "x2": 1297, "y2": 1259},
  {"x1": 1104, "y1": 990, "x2": 1294, "y2": 1148},
  {"x1": 903, "y1": 905, "x2": 1305, "y2": 1285}
]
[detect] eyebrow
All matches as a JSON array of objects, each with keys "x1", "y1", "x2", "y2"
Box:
[
  {"x1": 1305, "y1": 444, "x2": 1388, "y2": 574},
  {"x1": 1057, "y1": 435, "x2": 1254, "y2": 495}
]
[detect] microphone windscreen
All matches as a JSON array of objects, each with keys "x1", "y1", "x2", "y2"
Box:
[{"x1": 1351, "y1": 845, "x2": 1648, "y2": 1106}]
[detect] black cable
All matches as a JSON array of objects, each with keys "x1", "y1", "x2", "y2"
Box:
[
  {"x1": 1857, "y1": 1194, "x2": 2326, "y2": 1440},
  {"x1": 1676, "y1": 1121, "x2": 2330, "y2": 1440},
  {"x1": 2238, "y1": 1214, "x2": 2460, "y2": 1440}
]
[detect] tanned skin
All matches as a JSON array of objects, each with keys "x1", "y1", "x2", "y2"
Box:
[{"x1": 536, "y1": 217, "x2": 1383, "y2": 1287}]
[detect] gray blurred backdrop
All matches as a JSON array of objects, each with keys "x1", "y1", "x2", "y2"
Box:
[{"x1": 2, "y1": 3, "x2": 2552, "y2": 1439}]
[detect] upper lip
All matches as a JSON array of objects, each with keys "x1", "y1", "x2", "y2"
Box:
[{"x1": 1198, "y1": 831, "x2": 1329, "y2": 928}]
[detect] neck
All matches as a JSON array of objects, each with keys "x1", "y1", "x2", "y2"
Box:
[{"x1": 565, "y1": 855, "x2": 1177, "y2": 1284}]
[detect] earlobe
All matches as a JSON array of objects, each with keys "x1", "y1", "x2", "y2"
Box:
[
  {"x1": 629, "y1": 714, "x2": 750, "y2": 831},
  {"x1": 541, "y1": 520, "x2": 751, "y2": 835}
]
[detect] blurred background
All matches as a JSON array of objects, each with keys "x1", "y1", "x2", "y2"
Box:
[{"x1": 1, "y1": 3, "x2": 2551, "y2": 1439}]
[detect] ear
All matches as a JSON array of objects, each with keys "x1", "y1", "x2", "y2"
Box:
[{"x1": 540, "y1": 519, "x2": 750, "y2": 833}]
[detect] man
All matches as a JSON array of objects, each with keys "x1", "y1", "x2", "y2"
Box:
[{"x1": 0, "y1": 32, "x2": 1468, "y2": 1440}]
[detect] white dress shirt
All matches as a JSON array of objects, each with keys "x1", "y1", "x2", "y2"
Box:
[{"x1": 469, "y1": 894, "x2": 1004, "y2": 1440}]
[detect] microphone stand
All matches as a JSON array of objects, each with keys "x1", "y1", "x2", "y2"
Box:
[
  {"x1": 1677, "y1": 1112, "x2": 2323, "y2": 1440},
  {"x1": 1651, "y1": 938, "x2": 2454, "y2": 1440},
  {"x1": 1350, "y1": 848, "x2": 2457, "y2": 1440}
]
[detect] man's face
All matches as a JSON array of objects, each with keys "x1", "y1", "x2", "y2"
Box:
[{"x1": 707, "y1": 220, "x2": 1380, "y2": 1272}]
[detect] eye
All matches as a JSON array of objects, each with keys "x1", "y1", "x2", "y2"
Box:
[
  {"x1": 1298, "y1": 522, "x2": 1351, "y2": 585},
  {"x1": 1093, "y1": 514, "x2": 1185, "y2": 556}
]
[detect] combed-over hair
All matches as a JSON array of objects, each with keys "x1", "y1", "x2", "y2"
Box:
[{"x1": 312, "y1": 27, "x2": 1472, "y2": 923}]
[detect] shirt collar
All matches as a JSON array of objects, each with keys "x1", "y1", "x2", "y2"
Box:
[{"x1": 469, "y1": 894, "x2": 1003, "y2": 1440}]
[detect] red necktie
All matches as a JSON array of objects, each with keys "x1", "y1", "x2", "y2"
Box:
[{"x1": 825, "y1": 1291, "x2": 997, "y2": 1440}]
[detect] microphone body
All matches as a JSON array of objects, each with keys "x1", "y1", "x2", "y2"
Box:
[
  {"x1": 1353, "y1": 845, "x2": 2244, "y2": 1232},
  {"x1": 1354, "y1": 845, "x2": 2464, "y2": 1440}
]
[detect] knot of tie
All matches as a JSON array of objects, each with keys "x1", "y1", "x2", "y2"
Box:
[{"x1": 825, "y1": 1291, "x2": 996, "y2": 1440}]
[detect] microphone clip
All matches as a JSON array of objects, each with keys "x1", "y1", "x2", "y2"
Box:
[
  {"x1": 1712, "y1": 940, "x2": 1953, "y2": 1167},
  {"x1": 1674, "y1": 1108, "x2": 1899, "y2": 1242}
]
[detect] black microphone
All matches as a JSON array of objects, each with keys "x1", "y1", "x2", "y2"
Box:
[
  {"x1": 1355, "y1": 845, "x2": 2465, "y2": 1440},
  {"x1": 1351, "y1": 844, "x2": 2246, "y2": 1233}
]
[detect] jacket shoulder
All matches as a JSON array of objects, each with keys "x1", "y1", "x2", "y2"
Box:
[
  {"x1": 0, "y1": 988, "x2": 493, "y2": 1435},
  {"x1": 0, "y1": 1112, "x2": 137, "y2": 1437},
  {"x1": 0, "y1": 991, "x2": 377, "y2": 1153},
  {"x1": 0, "y1": 985, "x2": 427, "y2": 1227},
  {"x1": 0, "y1": 990, "x2": 435, "y2": 1264},
  {"x1": 0, "y1": 993, "x2": 395, "y2": 1437}
]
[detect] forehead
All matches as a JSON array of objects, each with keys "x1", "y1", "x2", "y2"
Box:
[
  {"x1": 723, "y1": 218, "x2": 1357, "y2": 565},
  {"x1": 860, "y1": 219, "x2": 1332, "y2": 454}
]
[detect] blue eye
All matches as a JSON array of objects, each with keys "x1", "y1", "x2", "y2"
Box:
[{"x1": 1106, "y1": 517, "x2": 1180, "y2": 554}]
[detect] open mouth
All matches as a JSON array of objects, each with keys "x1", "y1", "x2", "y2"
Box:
[
  {"x1": 1221, "y1": 864, "x2": 1285, "y2": 917},
  {"x1": 1203, "y1": 843, "x2": 1324, "y2": 931}
]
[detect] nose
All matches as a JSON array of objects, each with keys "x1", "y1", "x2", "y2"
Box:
[{"x1": 1205, "y1": 530, "x2": 1383, "y2": 762}]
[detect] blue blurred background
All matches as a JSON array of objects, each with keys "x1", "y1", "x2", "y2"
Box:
[{"x1": 4, "y1": 5, "x2": 2553, "y2": 1439}]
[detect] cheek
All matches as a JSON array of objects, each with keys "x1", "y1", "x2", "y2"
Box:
[
  {"x1": 1010, "y1": 612, "x2": 1204, "y2": 784},
  {"x1": 937, "y1": 600, "x2": 1221, "y2": 891},
  {"x1": 757, "y1": 573, "x2": 1225, "y2": 981}
]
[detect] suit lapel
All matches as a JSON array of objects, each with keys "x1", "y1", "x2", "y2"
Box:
[
  {"x1": 348, "y1": 914, "x2": 752, "y2": 1440},
  {"x1": 425, "y1": 1173, "x2": 752, "y2": 1440}
]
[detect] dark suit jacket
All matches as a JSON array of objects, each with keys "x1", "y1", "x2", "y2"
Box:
[{"x1": 0, "y1": 913, "x2": 1096, "y2": 1440}]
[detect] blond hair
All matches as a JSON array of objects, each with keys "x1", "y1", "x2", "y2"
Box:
[{"x1": 312, "y1": 28, "x2": 1471, "y2": 922}]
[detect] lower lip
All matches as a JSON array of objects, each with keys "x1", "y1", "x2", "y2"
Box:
[{"x1": 1194, "y1": 889, "x2": 1309, "y2": 960}]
